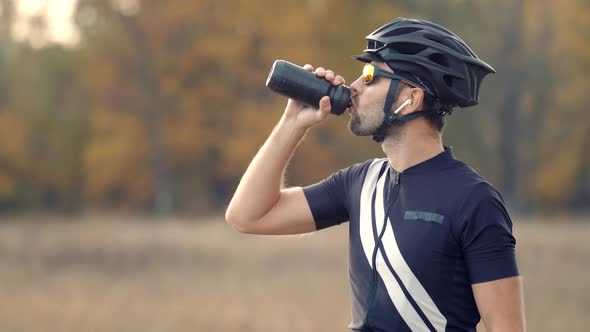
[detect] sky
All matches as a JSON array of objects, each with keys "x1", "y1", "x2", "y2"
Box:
[{"x1": 13, "y1": 0, "x2": 79, "y2": 46}]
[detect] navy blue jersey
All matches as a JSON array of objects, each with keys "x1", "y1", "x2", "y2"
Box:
[{"x1": 302, "y1": 147, "x2": 518, "y2": 332}]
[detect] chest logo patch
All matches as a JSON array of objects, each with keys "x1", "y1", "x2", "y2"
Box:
[{"x1": 404, "y1": 211, "x2": 445, "y2": 224}]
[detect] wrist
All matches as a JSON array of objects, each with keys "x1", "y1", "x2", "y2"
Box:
[{"x1": 279, "y1": 115, "x2": 310, "y2": 136}]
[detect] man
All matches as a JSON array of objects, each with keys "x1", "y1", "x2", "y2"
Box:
[{"x1": 225, "y1": 17, "x2": 525, "y2": 332}]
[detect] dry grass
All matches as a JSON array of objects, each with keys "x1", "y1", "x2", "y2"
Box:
[{"x1": 0, "y1": 215, "x2": 588, "y2": 331}]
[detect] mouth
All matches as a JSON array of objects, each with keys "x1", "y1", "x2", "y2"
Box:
[{"x1": 348, "y1": 100, "x2": 357, "y2": 114}]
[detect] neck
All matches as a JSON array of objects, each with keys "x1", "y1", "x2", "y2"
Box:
[{"x1": 381, "y1": 120, "x2": 444, "y2": 172}]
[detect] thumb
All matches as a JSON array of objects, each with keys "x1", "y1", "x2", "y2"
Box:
[{"x1": 316, "y1": 96, "x2": 331, "y2": 120}]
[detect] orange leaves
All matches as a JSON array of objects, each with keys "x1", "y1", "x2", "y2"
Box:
[
  {"x1": 83, "y1": 110, "x2": 151, "y2": 205},
  {"x1": 0, "y1": 0, "x2": 588, "y2": 212}
]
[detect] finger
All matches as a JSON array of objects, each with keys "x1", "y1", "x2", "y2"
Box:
[
  {"x1": 303, "y1": 64, "x2": 314, "y2": 72},
  {"x1": 315, "y1": 67, "x2": 326, "y2": 77},
  {"x1": 332, "y1": 75, "x2": 346, "y2": 86},
  {"x1": 325, "y1": 70, "x2": 335, "y2": 81},
  {"x1": 318, "y1": 95, "x2": 331, "y2": 114}
]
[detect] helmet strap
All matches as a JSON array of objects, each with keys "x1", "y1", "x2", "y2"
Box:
[{"x1": 372, "y1": 79, "x2": 426, "y2": 142}]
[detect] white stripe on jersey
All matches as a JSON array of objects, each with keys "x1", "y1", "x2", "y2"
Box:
[
  {"x1": 374, "y1": 177, "x2": 447, "y2": 331},
  {"x1": 360, "y1": 158, "x2": 447, "y2": 332},
  {"x1": 359, "y1": 159, "x2": 384, "y2": 268}
]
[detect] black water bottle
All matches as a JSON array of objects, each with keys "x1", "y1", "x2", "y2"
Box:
[{"x1": 266, "y1": 60, "x2": 351, "y2": 115}]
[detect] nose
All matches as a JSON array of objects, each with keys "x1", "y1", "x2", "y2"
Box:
[{"x1": 350, "y1": 75, "x2": 364, "y2": 95}]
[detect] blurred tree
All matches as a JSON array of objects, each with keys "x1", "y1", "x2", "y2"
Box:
[
  {"x1": 531, "y1": 0, "x2": 590, "y2": 211},
  {"x1": 0, "y1": 0, "x2": 586, "y2": 215},
  {"x1": 0, "y1": 44, "x2": 88, "y2": 212},
  {"x1": 72, "y1": 0, "x2": 354, "y2": 214},
  {"x1": 0, "y1": 0, "x2": 14, "y2": 42},
  {"x1": 495, "y1": 0, "x2": 526, "y2": 211}
]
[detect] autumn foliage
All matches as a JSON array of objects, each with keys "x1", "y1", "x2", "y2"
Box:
[{"x1": 0, "y1": 0, "x2": 588, "y2": 214}]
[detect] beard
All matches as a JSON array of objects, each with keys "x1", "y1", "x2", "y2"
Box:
[
  {"x1": 348, "y1": 98, "x2": 405, "y2": 137},
  {"x1": 348, "y1": 114, "x2": 372, "y2": 136},
  {"x1": 348, "y1": 98, "x2": 384, "y2": 136}
]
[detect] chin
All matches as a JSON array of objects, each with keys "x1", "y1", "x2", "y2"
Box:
[{"x1": 348, "y1": 120, "x2": 374, "y2": 136}]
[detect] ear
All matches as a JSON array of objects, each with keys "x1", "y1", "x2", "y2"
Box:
[{"x1": 396, "y1": 87, "x2": 425, "y2": 116}]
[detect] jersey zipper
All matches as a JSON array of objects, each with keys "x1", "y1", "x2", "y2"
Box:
[{"x1": 363, "y1": 169, "x2": 400, "y2": 329}]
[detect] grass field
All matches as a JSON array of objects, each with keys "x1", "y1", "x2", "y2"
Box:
[{"x1": 0, "y1": 215, "x2": 588, "y2": 331}]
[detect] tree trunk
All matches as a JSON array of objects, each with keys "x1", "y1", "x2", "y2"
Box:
[
  {"x1": 121, "y1": 15, "x2": 174, "y2": 215},
  {"x1": 497, "y1": 0, "x2": 525, "y2": 212}
]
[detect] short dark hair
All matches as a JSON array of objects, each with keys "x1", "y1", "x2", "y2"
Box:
[{"x1": 422, "y1": 93, "x2": 446, "y2": 132}]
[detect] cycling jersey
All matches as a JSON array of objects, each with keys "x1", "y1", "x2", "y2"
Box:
[{"x1": 302, "y1": 147, "x2": 518, "y2": 332}]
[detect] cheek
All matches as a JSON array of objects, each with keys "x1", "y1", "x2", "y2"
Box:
[{"x1": 360, "y1": 89, "x2": 384, "y2": 112}]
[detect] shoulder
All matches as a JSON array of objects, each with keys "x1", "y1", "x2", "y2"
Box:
[
  {"x1": 441, "y1": 160, "x2": 509, "y2": 226},
  {"x1": 332, "y1": 158, "x2": 386, "y2": 182},
  {"x1": 347, "y1": 158, "x2": 385, "y2": 175},
  {"x1": 451, "y1": 168, "x2": 512, "y2": 236},
  {"x1": 316, "y1": 158, "x2": 389, "y2": 201},
  {"x1": 453, "y1": 161, "x2": 505, "y2": 208},
  {"x1": 441, "y1": 158, "x2": 503, "y2": 202}
]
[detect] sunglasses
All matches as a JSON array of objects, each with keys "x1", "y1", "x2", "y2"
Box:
[{"x1": 362, "y1": 63, "x2": 433, "y2": 95}]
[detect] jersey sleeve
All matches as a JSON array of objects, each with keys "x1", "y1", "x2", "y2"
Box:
[
  {"x1": 456, "y1": 183, "x2": 519, "y2": 284},
  {"x1": 302, "y1": 160, "x2": 372, "y2": 231}
]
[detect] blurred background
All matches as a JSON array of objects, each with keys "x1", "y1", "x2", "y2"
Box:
[{"x1": 0, "y1": 0, "x2": 588, "y2": 331}]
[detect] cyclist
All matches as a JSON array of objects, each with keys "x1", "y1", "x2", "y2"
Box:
[{"x1": 226, "y1": 17, "x2": 525, "y2": 332}]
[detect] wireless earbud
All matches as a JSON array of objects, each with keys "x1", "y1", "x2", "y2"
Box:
[{"x1": 393, "y1": 99, "x2": 412, "y2": 114}]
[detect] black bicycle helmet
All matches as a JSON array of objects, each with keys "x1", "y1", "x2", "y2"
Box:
[{"x1": 354, "y1": 17, "x2": 495, "y2": 108}]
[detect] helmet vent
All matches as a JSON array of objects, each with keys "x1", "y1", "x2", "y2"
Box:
[
  {"x1": 382, "y1": 27, "x2": 422, "y2": 37},
  {"x1": 428, "y1": 53, "x2": 450, "y2": 68},
  {"x1": 424, "y1": 33, "x2": 450, "y2": 45},
  {"x1": 367, "y1": 40, "x2": 385, "y2": 50},
  {"x1": 389, "y1": 42, "x2": 428, "y2": 55},
  {"x1": 443, "y1": 75, "x2": 454, "y2": 87},
  {"x1": 424, "y1": 33, "x2": 469, "y2": 54}
]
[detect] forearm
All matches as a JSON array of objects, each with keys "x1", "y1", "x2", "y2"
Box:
[
  {"x1": 225, "y1": 64, "x2": 341, "y2": 229},
  {"x1": 225, "y1": 115, "x2": 308, "y2": 225}
]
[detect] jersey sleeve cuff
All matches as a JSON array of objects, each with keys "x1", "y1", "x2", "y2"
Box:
[{"x1": 468, "y1": 253, "x2": 520, "y2": 284}]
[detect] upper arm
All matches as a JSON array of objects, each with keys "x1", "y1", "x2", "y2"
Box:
[
  {"x1": 457, "y1": 184, "x2": 519, "y2": 283},
  {"x1": 236, "y1": 187, "x2": 317, "y2": 235},
  {"x1": 232, "y1": 160, "x2": 370, "y2": 235},
  {"x1": 472, "y1": 276, "x2": 526, "y2": 332},
  {"x1": 457, "y1": 184, "x2": 524, "y2": 330}
]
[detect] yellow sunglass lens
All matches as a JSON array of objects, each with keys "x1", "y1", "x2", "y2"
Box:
[{"x1": 363, "y1": 64, "x2": 375, "y2": 84}]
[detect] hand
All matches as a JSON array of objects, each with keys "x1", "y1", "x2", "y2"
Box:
[{"x1": 283, "y1": 64, "x2": 346, "y2": 130}]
